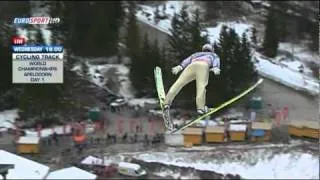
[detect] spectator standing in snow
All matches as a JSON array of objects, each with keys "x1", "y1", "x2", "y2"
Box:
[{"x1": 52, "y1": 132, "x2": 59, "y2": 145}]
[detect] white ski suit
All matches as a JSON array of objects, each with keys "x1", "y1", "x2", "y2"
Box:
[{"x1": 164, "y1": 51, "x2": 221, "y2": 111}]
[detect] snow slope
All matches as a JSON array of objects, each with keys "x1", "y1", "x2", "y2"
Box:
[
  {"x1": 100, "y1": 140, "x2": 318, "y2": 179},
  {"x1": 278, "y1": 42, "x2": 319, "y2": 73},
  {"x1": 82, "y1": 62, "x2": 134, "y2": 99},
  {"x1": 205, "y1": 22, "x2": 252, "y2": 44},
  {"x1": 136, "y1": 1, "x2": 252, "y2": 43},
  {"x1": 137, "y1": 1, "x2": 203, "y2": 35},
  {"x1": 133, "y1": 150, "x2": 319, "y2": 179},
  {"x1": 254, "y1": 52, "x2": 319, "y2": 95}
]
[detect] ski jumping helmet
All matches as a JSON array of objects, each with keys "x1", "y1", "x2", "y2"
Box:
[{"x1": 202, "y1": 43, "x2": 213, "y2": 52}]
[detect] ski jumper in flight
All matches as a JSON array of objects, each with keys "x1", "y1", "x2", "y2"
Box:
[{"x1": 163, "y1": 43, "x2": 221, "y2": 115}]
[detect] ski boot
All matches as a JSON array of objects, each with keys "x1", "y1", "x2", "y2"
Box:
[
  {"x1": 197, "y1": 106, "x2": 209, "y2": 116},
  {"x1": 197, "y1": 106, "x2": 211, "y2": 120}
]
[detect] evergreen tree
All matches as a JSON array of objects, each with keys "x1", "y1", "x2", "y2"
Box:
[
  {"x1": 168, "y1": 12, "x2": 183, "y2": 61},
  {"x1": 207, "y1": 27, "x2": 257, "y2": 107},
  {"x1": 190, "y1": 8, "x2": 209, "y2": 51},
  {"x1": 213, "y1": 41, "x2": 219, "y2": 55},
  {"x1": 154, "y1": 5, "x2": 160, "y2": 24},
  {"x1": 273, "y1": 1, "x2": 289, "y2": 41},
  {"x1": 262, "y1": 2, "x2": 279, "y2": 58},
  {"x1": 49, "y1": 2, "x2": 75, "y2": 46},
  {"x1": 86, "y1": 2, "x2": 124, "y2": 57},
  {"x1": 0, "y1": 31, "x2": 13, "y2": 93},
  {"x1": 49, "y1": 2, "x2": 76, "y2": 69},
  {"x1": 70, "y1": 2, "x2": 92, "y2": 56},
  {"x1": 0, "y1": 1, "x2": 30, "y2": 21},
  {"x1": 162, "y1": 4, "x2": 166, "y2": 14},
  {"x1": 237, "y1": 33, "x2": 257, "y2": 89},
  {"x1": 126, "y1": 2, "x2": 140, "y2": 60},
  {"x1": 35, "y1": 29, "x2": 45, "y2": 45},
  {"x1": 251, "y1": 27, "x2": 257, "y2": 47},
  {"x1": 126, "y1": 2, "x2": 143, "y2": 95},
  {"x1": 204, "y1": 1, "x2": 222, "y2": 21},
  {"x1": 161, "y1": 46, "x2": 167, "y2": 65},
  {"x1": 140, "y1": 33, "x2": 152, "y2": 91},
  {"x1": 168, "y1": 5, "x2": 192, "y2": 62},
  {"x1": 151, "y1": 38, "x2": 161, "y2": 67},
  {"x1": 81, "y1": 61, "x2": 89, "y2": 76},
  {"x1": 206, "y1": 26, "x2": 229, "y2": 105},
  {"x1": 143, "y1": 36, "x2": 162, "y2": 95},
  {"x1": 150, "y1": 38, "x2": 162, "y2": 96},
  {"x1": 310, "y1": 16, "x2": 319, "y2": 52},
  {"x1": 19, "y1": 84, "x2": 63, "y2": 122}
]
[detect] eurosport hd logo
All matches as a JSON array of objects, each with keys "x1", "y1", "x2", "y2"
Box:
[{"x1": 13, "y1": 17, "x2": 60, "y2": 25}]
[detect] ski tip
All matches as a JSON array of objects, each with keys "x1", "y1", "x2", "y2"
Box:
[{"x1": 258, "y1": 78, "x2": 264, "y2": 84}]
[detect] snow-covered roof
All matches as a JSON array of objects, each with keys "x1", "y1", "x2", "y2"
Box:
[
  {"x1": 24, "y1": 125, "x2": 72, "y2": 138},
  {"x1": 118, "y1": 162, "x2": 141, "y2": 170},
  {"x1": 302, "y1": 120, "x2": 319, "y2": 129},
  {"x1": 0, "y1": 109, "x2": 19, "y2": 130},
  {"x1": 289, "y1": 120, "x2": 305, "y2": 128},
  {"x1": 17, "y1": 136, "x2": 40, "y2": 144},
  {"x1": 225, "y1": 112, "x2": 244, "y2": 119},
  {"x1": 205, "y1": 126, "x2": 225, "y2": 133},
  {"x1": 148, "y1": 109, "x2": 163, "y2": 115},
  {"x1": 128, "y1": 98, "x2": 158, "y2": 107},
  {"x1": 195, "y1": 120, "x2": 218, "y2": 127},
  {"x1": 80, "y1": 156, "x2": 113, "y2": 166},
  {"x1": 110, "y1": 102, "x2": 121, "y2": 107},
  {"x1": 46, "y1": 166, "x2": 97, "y2": 180},
  {"x1": 182, "y1": 127, "x2": 203, "y2": 135},
  {"x1": 251, "y1": 122, "x2": 272, "y2": 130},
  {"x1": 0, "y1": 150, "x2": 50, "y2": 179},
  {"x1": 229, "y1": 124, "x2": 247, "y2": 131}
]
